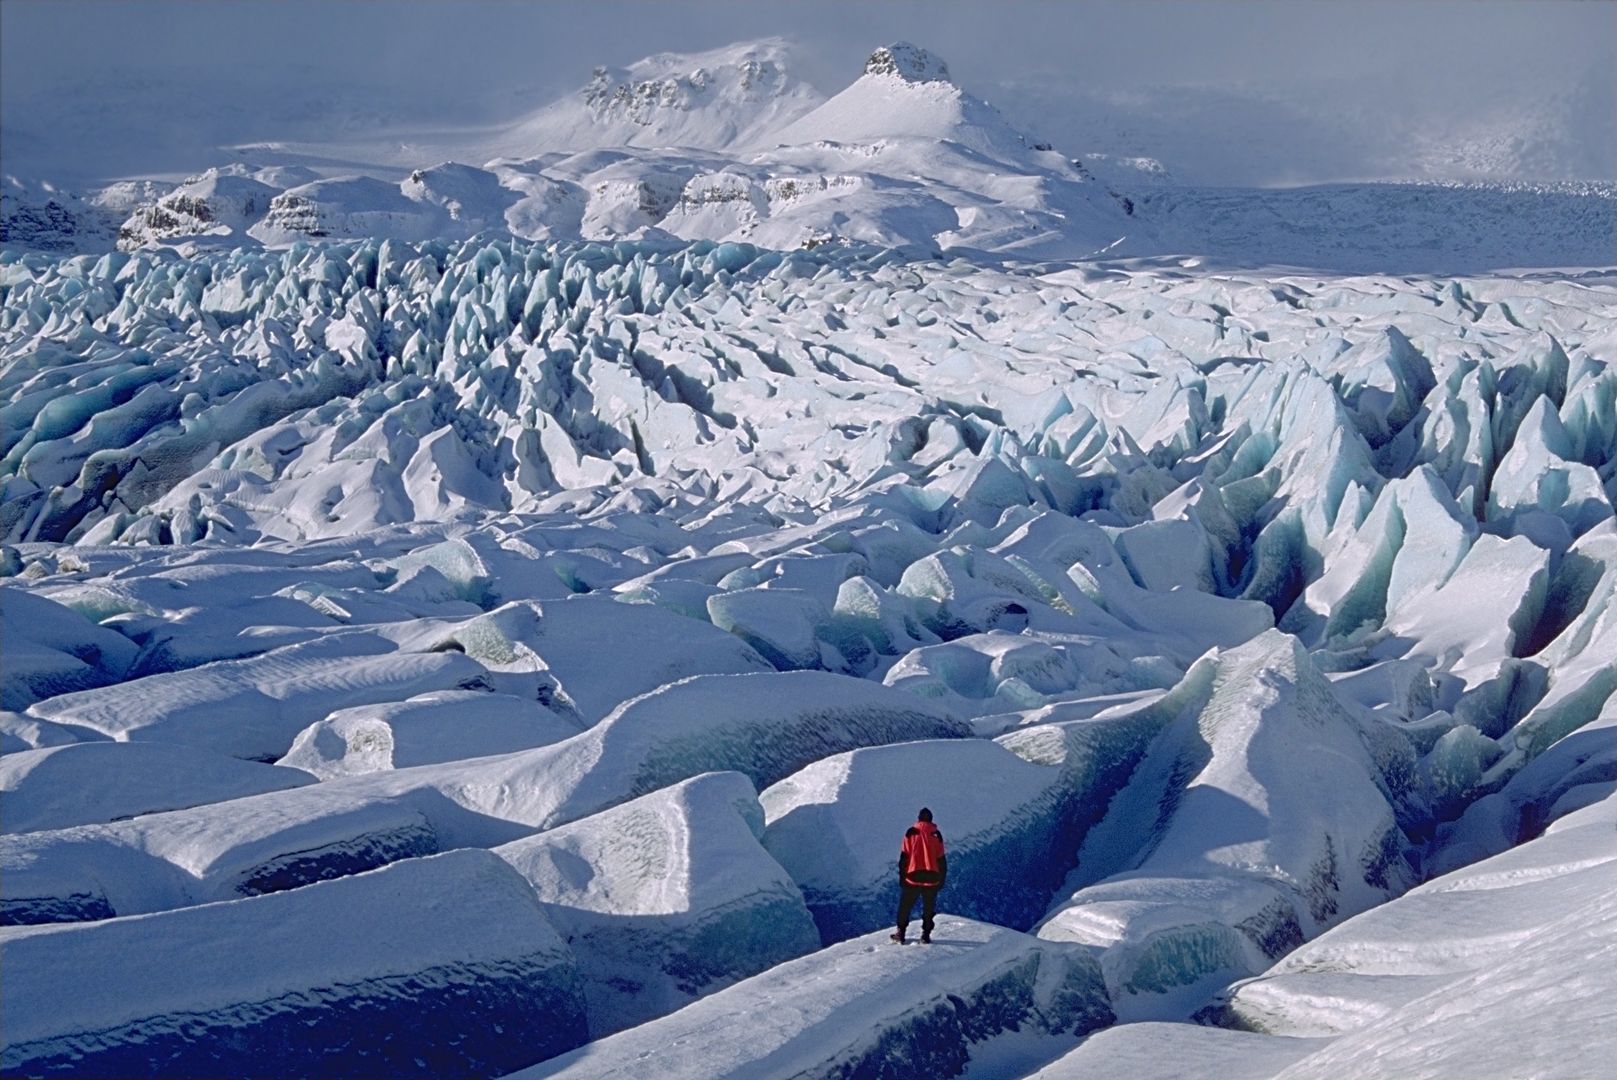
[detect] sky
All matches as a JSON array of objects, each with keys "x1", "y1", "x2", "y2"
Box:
[{"x1": 2, "y1": 1, "x2": 1612, "y2": 186}]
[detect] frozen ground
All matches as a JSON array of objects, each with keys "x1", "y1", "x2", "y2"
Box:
[{"x1": 1, "y1": 33, "x2": 1614, "y2": 1080}]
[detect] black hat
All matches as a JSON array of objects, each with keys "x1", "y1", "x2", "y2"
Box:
[{"x1": 917, "y1": 807, "x2": 933, "y2": 822}]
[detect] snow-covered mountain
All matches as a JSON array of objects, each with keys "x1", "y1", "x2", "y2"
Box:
[
  {"x1": 117, "y1": 166, "x2": 310, "y2": 249},
  {"x1": 492, "y1": 38, "x2": 824, "y2": 157},
  {"x1": 256, "y1": 40, "x2": 1135, "y2": 260},
  {"x1": 0, "y1": 178, "x2": 120, "y2": 254},
  {"x1": 6, "y1": 38, "x2": 1610, "y2": 270},
  {"x1": 767, "y1": 42, "x2": 1031, "y2": 158}
]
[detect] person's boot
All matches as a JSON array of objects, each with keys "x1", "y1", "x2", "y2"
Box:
[
  {"x1": 889, "y1": 930, "x2": 906, "y2": 944},
  {"x1": 920, "y1": 931, "x2": 931, "y2": 944}
]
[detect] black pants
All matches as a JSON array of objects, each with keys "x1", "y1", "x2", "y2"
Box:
[{"x1": 897, "y1": 884, "x2": 940, "y2": 937}]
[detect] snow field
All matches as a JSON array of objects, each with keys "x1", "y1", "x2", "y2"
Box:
[{"x1": 1, "y1": 741, "x2": 315, "y2": 834}]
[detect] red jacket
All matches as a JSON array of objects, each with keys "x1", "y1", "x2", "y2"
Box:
[{"x1": 898, "y1": 821, "x2": 947, "y2": 887}]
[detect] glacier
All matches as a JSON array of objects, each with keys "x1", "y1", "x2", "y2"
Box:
[
  {"x1": 0, "y1": 225, "x2": 1611, "y2": 1075},
  {"x1": 1, "y1": 32, "x2": 1614, "y2": 1080}
]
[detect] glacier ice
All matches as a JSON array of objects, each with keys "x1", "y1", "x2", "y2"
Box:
[
  {"x1": 276, "y1": 689, "x2": 581, "y2": 779},
  {"x1": 24, "y1": 634, "x2": 497, "y2": 761},
  {"x1": 0, "y1": 780, "x2": 441, "y2": 924},
  {"x1": 1036, "y1": 631, "x2": 1419, "y2": 1010},
  {"x1": 485, "y1": 670, "x2": 970, "y2": 832},
  {"x1": 0, "y1": 585, "x2": 137, "y2": 708},
  {"x1": 1, "y1": 741, "x2": 315, "y2": 834},
  {"x1": 394, "y1": 596, "x2": 773, "y2": 722},
  {"x1": 0, "y1": 224, "x2": 1612, "y2": 1077},
  {"x1": 1132, "y1": 794, "x2": 1617, "y2": 1080},
  {"x1": 495, "y1": 771, "x2": 820, "y2": 1035},
  {"x1": 1028, "y1": 1024, "x2": 1323, "y2": 1080},
  {"x1": 0, "y1": 849, "x2": 589, "y2": 1078},
  {"x1": 762, "y1": 738, "x2": 1083, "y2": 941},
  {"x1": 510, "y1": 917, "x2": 1112, "y2": 1080}
]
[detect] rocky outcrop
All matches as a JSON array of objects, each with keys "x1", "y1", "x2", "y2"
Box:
[
  {"x1": 864, "y1": 42, "x2": 952, "y2": 84},
  {"x1": 0, "y1": 179, "x2": 116, "y2": 253},
  {"x1": 117, "y1": 170, "x2": 279, "y2": 250}
]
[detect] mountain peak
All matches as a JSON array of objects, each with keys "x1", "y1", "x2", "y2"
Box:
[{"x1": 863, "y1": 43, "x2": 951, "y2": 85}]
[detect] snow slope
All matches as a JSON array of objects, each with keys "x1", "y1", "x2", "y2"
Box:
[
  {"x1": 769, "y1": 43, "x2": 1044, "y2": 161},
  {"x1": 1, "y1": 741, "x2": 314, "y2": 834},
  {"x1": 490, "y1": 39, "x2": 824, "y2": 160},
  {"x1": 1035, "y1": 630, "x2": 1419, "y2": 1016}
]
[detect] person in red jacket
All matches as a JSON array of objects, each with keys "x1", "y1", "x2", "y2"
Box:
[{"x1": 890, "y1": 807, "x2": 947, "y2": 944}]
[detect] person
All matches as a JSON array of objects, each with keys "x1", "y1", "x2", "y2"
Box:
[{"x1": 890, "y1": 807, "x2": 946, "y2": 944}]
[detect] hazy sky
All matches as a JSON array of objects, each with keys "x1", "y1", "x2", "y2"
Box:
[{"x1": 3, "y1": 1, "x2": 1612, "y2": 185}]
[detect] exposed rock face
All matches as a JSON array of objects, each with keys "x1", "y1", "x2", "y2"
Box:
[
  {"x1": 584, "y1": 66, "x2": 709, "y2": 126},
  {"x1": 115, "y1": 166, "x2": 316, "y2": 250},
  {"x1": 247, "y1": 176, "x2": 443, "y2": 245},
  {"x1": 582, "y1": 52, "x2": 797, "y2": 128},
  {"x1": 1, "y1": 199, "x2": 84, "y2": 252},
  {"x1": 0, "y1": 180, "x2": 116, "y2": 253},
  {"x1": 863, "y1": 42, "x2": 952, "y2": 84},
  {"x1": 117, "y1": 171, "x2": 279, "y2": 250}
]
